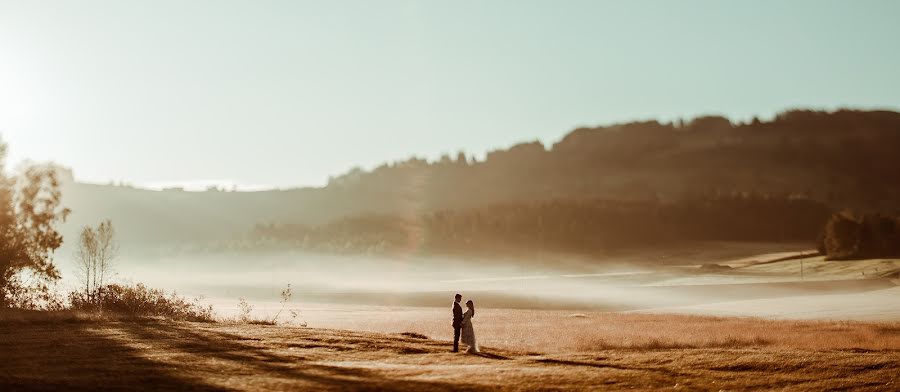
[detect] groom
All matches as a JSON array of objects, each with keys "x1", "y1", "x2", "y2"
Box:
[{"x1": 452, "y1": 293, "x2": 463, "y2": 352}]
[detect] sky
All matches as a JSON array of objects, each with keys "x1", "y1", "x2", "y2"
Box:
[{"x1": 1, "y1": 0, "x2": 899, "y2": 190}]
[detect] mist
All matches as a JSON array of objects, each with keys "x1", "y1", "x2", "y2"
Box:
[{"x1": 51, "y1": 241, "x2": 899, "y2": 323}]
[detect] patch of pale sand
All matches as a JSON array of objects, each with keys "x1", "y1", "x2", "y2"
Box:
[
  {"x1": 722, "y1": 250, "x2": 817, "y2": 267},
  {"x1": 631, "y1": 286, "x2": 900, "y2": 321},
  {"x1": 649, "y1": 258, "x2": 900, "y2": 286},
  {"x1": 741, "y1": 257, "x2": 900, "y2": 278},
  {"x1": 642, "y1": 273, "x2": 801, "y2": 286}
]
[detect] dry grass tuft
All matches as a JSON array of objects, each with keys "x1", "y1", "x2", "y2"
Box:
[
  {"x1": 0, "y1": 309, "x2": 168, "y2": 324},
  {"x1": 0, "y1": 309, "x2": 96, "y2": 324},
  {"x1": 69, "y1": 283, "x2": 216, "y2": 322},
  {"x1": 400, "y1": 332, "x2": 429, "y2": 339},
  {"x1": 246, "y1": 319, "x2": 277, "y2": 325}
]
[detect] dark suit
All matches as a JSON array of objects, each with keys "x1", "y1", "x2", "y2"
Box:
[{"x1": 452, "y1": 301, "x2": 463, "y2": 352}]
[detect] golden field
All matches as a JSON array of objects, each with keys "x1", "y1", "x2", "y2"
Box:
[{"x1": 1, "y1": 311, "x2": 898, "y2": 391}]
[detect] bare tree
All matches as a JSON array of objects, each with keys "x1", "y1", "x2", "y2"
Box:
[
  {"x1": 75, "y1": 227, "x2": 96, "y2": 297},
  {"x1": 75, "y1": 219, "x2": 118, "y2": 301},
  {"x1": 95, "y1": 220, "x2": 117, "y2": 289}
]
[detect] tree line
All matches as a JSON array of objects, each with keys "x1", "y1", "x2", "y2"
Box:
[
  {"x1": 325, "y1": 109, "x2": 900, "y2": 213},
  {"x1": 249, "y1": 194, "x2": 832, "y2": 257}
]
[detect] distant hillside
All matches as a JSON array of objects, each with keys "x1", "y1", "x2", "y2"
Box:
[
  {"x1": 59, "y1": 108, "x2": 900, "y2": 253},
  {"x1": 60, "y1": 183, "x2": 328, "y2": 251}
]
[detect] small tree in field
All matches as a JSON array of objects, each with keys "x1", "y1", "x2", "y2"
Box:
[{"x1": 75, "y1": 220, "x2": 118, "y2": 302}]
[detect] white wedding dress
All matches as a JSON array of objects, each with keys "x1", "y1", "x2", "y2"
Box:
[{"x1": 460, "y1": 309, "x2": 478, "y2": 353}]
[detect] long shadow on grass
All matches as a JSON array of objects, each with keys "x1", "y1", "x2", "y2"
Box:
[
  {"x1": 533, "y1": 358, "x2": 685, "y2": 378},
  {"x1": 0, "y1": 321, "x2": 225, "y2": 391},
  {"x1": 117, "y1": 321, "x2": 464, "y2": 391},
  {"x1": 471, "y1": 352, "x2": 509, "y2": 360}
]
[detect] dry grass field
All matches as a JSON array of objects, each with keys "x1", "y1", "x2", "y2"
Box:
[
  {"x1": 1, "y1": 312, "x2": 898, "y2": 391},
  {"x1": 303, "y1": 308, "x2": 900, "y2": 352}
]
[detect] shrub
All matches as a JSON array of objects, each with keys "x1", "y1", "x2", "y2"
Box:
[
  {"x1": 4, "y1": 276, "x2": 66, "y2": 311},
  {"x1": 237, "y1": 297, "x2": 253, "y2": 323},
  {"x1": 822, "y1": 212, "x2": 862, "y2": 259},
  {"x1": 820, "y1": 211, "x2": 900, "y2": 260},
  {"x1": 69, "y1": 283, "x2": 215, "y2": 322},
  {"x1": 234, "y1": 297, "x2": 278, "y2": 325}
]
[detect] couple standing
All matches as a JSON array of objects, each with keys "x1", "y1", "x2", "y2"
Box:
[{"x1": 451, "y1": 293, "x2": 478, "y2": 353}]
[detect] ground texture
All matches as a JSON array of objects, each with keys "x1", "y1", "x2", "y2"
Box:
[{"x1": 1, "y1": 320, "x2": 898, "y2": 391}]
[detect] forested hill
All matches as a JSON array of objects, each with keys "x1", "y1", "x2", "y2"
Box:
[{"x1": 59, "y1": 109, "x2": 900, "y2": 251}]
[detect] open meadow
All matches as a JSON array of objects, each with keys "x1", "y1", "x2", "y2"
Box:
[{"x1": 1, "y1": 312, "x2": 898, "y2": 391}]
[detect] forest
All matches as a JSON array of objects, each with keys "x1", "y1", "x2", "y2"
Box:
[{"x1": 248, "y1": 194, "x2": 831, "y2": 257}]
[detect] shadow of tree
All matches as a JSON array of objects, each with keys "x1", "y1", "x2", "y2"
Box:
[
  {"x1": 532, "y1": 358, "x2": 685, "y2": 377},
  {"x1": 0, "y1": 321, "x2": 224, "y2": 391},
  {"x1": 117, "y1": 321, "x2": 464, "y2": 391},
  {"x1": 471, "y1": 352, "x2": 510, "y2": 360},
  {"x1": 0, "y1": 320, "x2": 465, "y2": 391}
]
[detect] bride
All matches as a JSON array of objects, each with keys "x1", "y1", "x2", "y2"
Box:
[{"x1": 461, "y1": 300, "x2": 479, "y2": 353}]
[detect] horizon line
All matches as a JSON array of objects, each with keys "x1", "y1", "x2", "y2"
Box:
[{"x1": 51, "y1": 105, "x2": 900, "y2": 193}]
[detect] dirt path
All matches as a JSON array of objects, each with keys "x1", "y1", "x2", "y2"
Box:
[{"x1": 1, "y1": 320, "x2": 898, "y2": 391}]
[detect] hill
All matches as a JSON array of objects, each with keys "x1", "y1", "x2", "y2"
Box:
[{"x1": 57, "y1": 109, "x2": 900, "y2": 253}]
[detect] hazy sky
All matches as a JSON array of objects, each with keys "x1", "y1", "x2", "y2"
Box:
[{"x1": 1, "y1": 0, "x2": 898, "y2": 189}]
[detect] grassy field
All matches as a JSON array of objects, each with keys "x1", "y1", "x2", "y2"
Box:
[
  {"x1": 300, "y1": 307, "x2": 900, "y2": 352},
  {"x1": 1, "y1": 312, "x2": 898, "y2": 391}
]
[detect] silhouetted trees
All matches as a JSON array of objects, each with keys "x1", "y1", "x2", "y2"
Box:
[
  {"x1": 249, "y1": 194, "x2": 831, "y2": 257},
  {"x1": 75, "y1": 220, "x2": 119, "y2": 302},
  {"x1": 317, "y1": 109, "x2": 900, "y2": 215}
]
